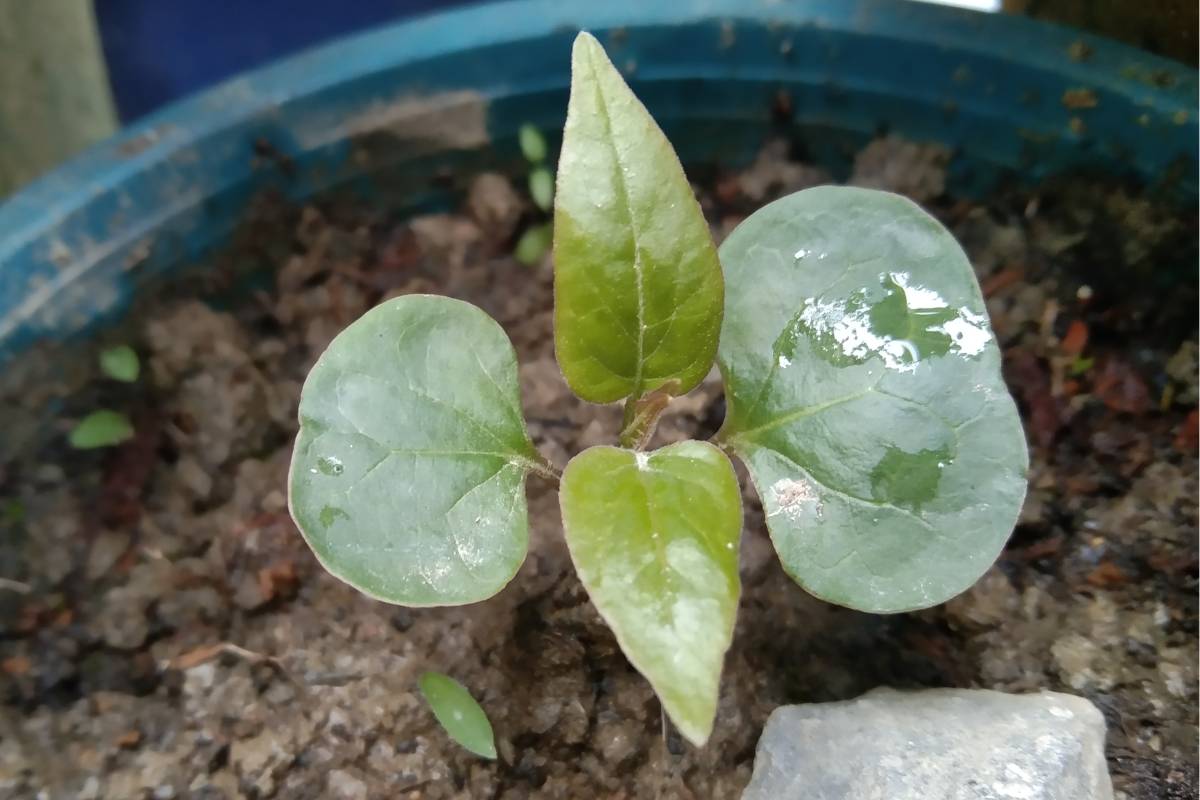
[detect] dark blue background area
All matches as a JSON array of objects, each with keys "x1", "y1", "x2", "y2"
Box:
[{"x1": 96, "y1": 0, "x2": 470, "y2": 120}]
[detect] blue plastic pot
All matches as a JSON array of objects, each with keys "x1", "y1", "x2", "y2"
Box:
[
  {"x1": 0, "y1": 0, "x2": 1194, "y2": 362},
  {"x1": 96, "y1": 0, "x2": 467, "y2": 120}
]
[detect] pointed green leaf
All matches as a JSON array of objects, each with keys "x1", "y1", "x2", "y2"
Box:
[
  {"x1": 418, "y1": 671, "x2": 497, "y2": 759},
  {"x1": 559, "y1": 440, "x2": 741, "y2": 745},
  {"x1": 514, "y1": 222, "x2": 553, "y2": 266},
  {"x1": 553, "y1": 32, "x2": 723, "y2": 404},
  {"x1": 99, "y1": 345, "x2": 140, "y2": 382},
  {"x1": 717, "y1": 187, "x2": 1028, "y2": 613},
  {"x1": 528, "y1": 166, "x2": 554, "y2": 212},
  {"x1": 518, "y1": 123, "x2": 547, "y2": 163},
  {"x1": 69, "y1": 409, "x2": 134, "y2": 449},
  {"x1": 289, "y1": 295, "x2": 545, "y2": 607}
]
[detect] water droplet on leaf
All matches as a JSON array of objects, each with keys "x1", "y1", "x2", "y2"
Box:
[
  {"x1": 870, "y1": 445, "x2": 953, "y2": 511},
  {"x1": 317, "y1": 456, "x2": 344, "y2": 476},
  {"x1": 319, "y1": 505, "x2": 350, "y2": 528}
]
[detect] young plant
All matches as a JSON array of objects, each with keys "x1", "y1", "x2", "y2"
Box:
[
  {"x1": 69, "y1": 409, "x2": 135, "y2": 449},
  {"x1": 68, "y1": 346, "x2": 141, "y2": 449},
  {"x1": 288, "y1": 32, "x2": 1027, "y2": 746},
  {"x1": 514, "y1": 122, "x2": 554, "y2": 266},
  {"x1": 418, "y1": 671, "x2": 497, "y2": 759},
  {"x1": 99, "y1": 344, "x2": 140, "y2": 383}
]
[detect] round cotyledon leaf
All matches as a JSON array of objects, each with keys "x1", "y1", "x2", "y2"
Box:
[
  {"x1": 559, "y1": 441, "x2": 742, "y2": 746},
  {"x1": 717, "y1": 187, "x2": 1028, "y2": 613},
  {"x1": 68, "y1": 409, "x2": 134, "y2": 449},
  {"x1": 289, "y1": 295, "x2": 547, "y2": 607},
  {"x1": 99, "y1": 345, "x2": 140, "y2": 383},
  {"x1": 553, "y1": 32, "x2": 724, "y2": 404}
]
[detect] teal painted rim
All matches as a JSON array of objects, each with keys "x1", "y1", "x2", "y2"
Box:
[{"x1": 0, "y1": 0, "x2": 1194, "y2": 360}]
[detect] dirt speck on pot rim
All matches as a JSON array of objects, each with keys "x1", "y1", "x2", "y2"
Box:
[
  {"x1": 293, "y1": 89, "x2": 490, "y2": 154},
  {"x1": 0, "y1": 139, "x2": 1196, "y2": 800}
]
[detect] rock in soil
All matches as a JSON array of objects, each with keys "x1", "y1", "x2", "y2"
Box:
[{"x1": 743, "y1": 688, "x2": 1113, "y2": 800}]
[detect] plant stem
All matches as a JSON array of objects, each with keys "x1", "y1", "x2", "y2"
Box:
[
  {"x1": 618, "y1": 382, "x2": 679, "y2": 450},
  {"x1": 524, "y1": 451, "x2": 562, "y2": 483}
]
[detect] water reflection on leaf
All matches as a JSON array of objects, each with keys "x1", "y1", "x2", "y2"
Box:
[
  {"x1": 779, "y1": 271, "x2": 990, "y2": 372},
  {"x1": 869, "y1": 445, "x2": 954, "y2": 511}
]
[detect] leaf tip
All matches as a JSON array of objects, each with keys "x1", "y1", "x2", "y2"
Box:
[
  {"x1": 675, "y1": 716, "x2": 713, "y2": 749},
  {"x1": 572, "y1": 30, "x2": 601, "y2": 53},
  {"x1": 571, "y1": 30, "x2": 609, "y2": 74}
]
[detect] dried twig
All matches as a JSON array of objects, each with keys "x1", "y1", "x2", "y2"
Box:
[{"x1": 161, "y1": 642, "x2": 289, "y2": 680}]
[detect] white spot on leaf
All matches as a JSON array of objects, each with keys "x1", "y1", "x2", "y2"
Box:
[{"x1": 769, "y1": 478, "x2": 823, "y2": 522}]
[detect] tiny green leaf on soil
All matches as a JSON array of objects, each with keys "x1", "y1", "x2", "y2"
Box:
[
  {"x1": 553, "y1": 32, "x2": 724, "y2": 404},
  {"x1": 99, "y1": 345, "x2": 140, "y2": 382},
  {"x1": 514, "y1": 222, "x2": 553, "y2": 266},
  {"x1": 2, "y1": 499, "x2": 24, "y2": 525},
  {"x1": 528, "y1": 166, "x2": 554, "y2": 212},
  {"x1": 559, "y1": 440, "x2": 741, "y2": 745},
  {"x1": 717, "y1": 186, "x2": 1028, "y2": 613},
  {"x1": 518, "y1": 123, "x2": 547, "y2": 163},
  {"x1": 418, "y1": 671, "x2": 497, "y2": 759},
  {"x1": 69, "y1": 409, "x2": 135, "y2": 449},
  {"x1": 289, "y1": 295, "x2": 548, "y2": 606}
]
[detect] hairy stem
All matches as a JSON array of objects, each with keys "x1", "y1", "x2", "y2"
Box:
[
  {"x1": 618, "y1": 381, "x2": 680, "y2": 450},
  {"x1": 524, "y1": 450, "x2": 563, "y2": 483}
]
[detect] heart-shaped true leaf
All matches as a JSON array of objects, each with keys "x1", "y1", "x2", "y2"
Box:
[
  {"x1": 553, "y1": 32, "x2": 724, "y2": 404},
  {"x1": 717, "y1": 187, "x2": 1027, "y2": 613},
  {"x1": 559, "y1": 441, "x2": 741, "y2": 745},
  {"x1": 289, "y1": 295, "x2": 546, "y2": 606}
]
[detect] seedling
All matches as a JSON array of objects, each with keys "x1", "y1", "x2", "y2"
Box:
[
  {"x1": 518, "y1": 122, "x2": 547, "y2": 163},
  {"x1": 514, "y1": 122, "x2": 554, "y2": 265},
  {"x1": 418, "y1": 671, "x2": 497, "y2": 759},
  {"x1": 512, "y1": 222, "x2": 552, "y2": 267},
  {"x1": 68, "y1": 346, "x2": 141, "y2": 449},
  {"x1": 289, "y1": 33, "x2": 1027, "y2": 746},
  {"x1": 99, "y1": 345, "x2": 140, "y2": 383},
  {"x1": 69, "y1": 409, "x2": 134, "y2": 449},
  {"x1": 528, "y1": 167, "x2": 554, "y2": 213}
]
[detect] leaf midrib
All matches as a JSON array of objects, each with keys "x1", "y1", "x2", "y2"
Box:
[
  {"x1": 725, "y1": 383, "x2": 880, "y2": 444},
  {"x1": 625, "y1": 459, "x2": 677, "y2": 598},
  {"x1": 586, "y1": 49, "x2": 646, "y2": 397},
  {"x1": 336, "y1": 368, "x2": 533, "y2": 461}
]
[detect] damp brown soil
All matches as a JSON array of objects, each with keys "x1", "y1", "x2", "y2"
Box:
[{"x1": 0, "y1": 137, "x2": 1196, "y2": 800}]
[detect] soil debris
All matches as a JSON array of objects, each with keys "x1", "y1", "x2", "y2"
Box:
[{"x1": 0, "y1": 135, "x2": 1195, "y2": 800}]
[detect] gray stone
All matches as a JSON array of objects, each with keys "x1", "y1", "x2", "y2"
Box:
[
  {"x1": 327, "y1": 769, "x2": 368, "y2": 800},
  {"x1": 743, "y1": 688, "x2": 1113, "y2": 800}
]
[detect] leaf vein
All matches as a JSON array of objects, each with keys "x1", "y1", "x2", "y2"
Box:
[{"x1": 589, "y1": 56, "x2": 648, "y2": 396}]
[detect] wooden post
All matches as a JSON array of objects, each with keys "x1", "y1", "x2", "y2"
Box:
[{"x1": 0, "y1": 0, "x2": 118, "y2": 196}]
